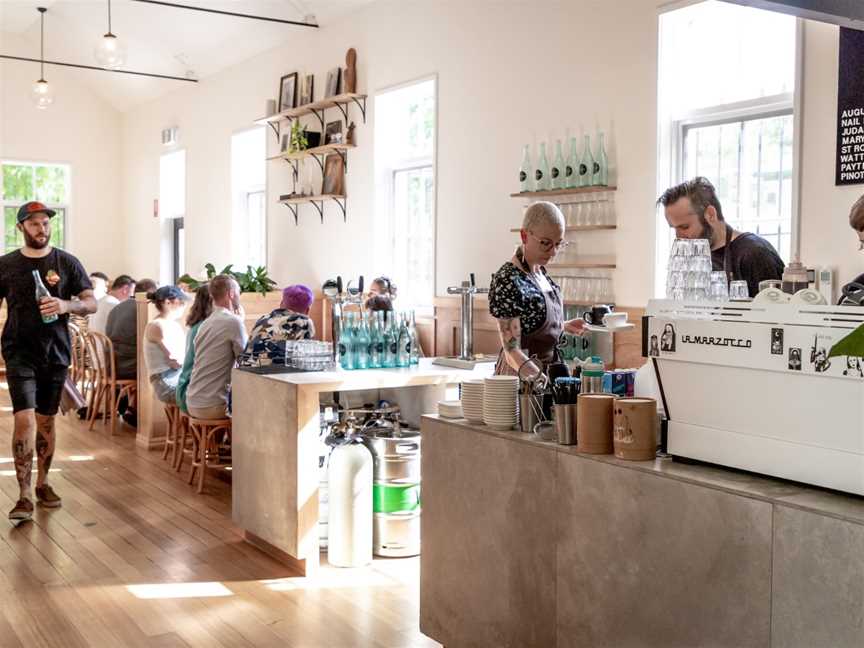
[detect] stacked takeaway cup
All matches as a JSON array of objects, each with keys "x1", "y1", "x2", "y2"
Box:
[
  {"x1": 482, "y1": 376, "x2": 519, "y2": 430},
  {"x1": 460, "y1": 379, "x2": 485, "y2": 424},
  {"x1": 666, "y1": 238, "x2": 712, "y2": 301}
]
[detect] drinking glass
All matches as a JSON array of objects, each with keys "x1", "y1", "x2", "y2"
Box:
[
  {"x1": 708, "y1": 271, "x2": 729, "y2": 301},
  {"x1": 575, "y1": 277, "x2": 589, "y2": 303},
  {"x1": 692, "y1": 239, "x2": 711, "y2": 258},
  {"x1": 671, "y1": 239, "x2": 694, "y2": 258},
  {"x1": 729, "y1": 280, "x2": 750, "y2": 300}
]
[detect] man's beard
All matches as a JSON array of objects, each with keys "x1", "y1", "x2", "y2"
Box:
[
  {"x1": 697, "y1": 215, "x2": 714, "y2": 243},
  {"x1": 23, "y1": 229, "x2": 50, "y2": 249}
]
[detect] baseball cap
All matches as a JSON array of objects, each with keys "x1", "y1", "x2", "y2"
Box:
[{"x1": 17, "y1": 201, "x2": 56, "y2": 223}]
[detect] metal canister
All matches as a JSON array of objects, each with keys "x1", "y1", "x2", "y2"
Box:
[{"x1": 363, "y1": 428, "x2": 421, "y2": 557}]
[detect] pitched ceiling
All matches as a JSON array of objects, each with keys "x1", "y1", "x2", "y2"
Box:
[{"x1": 0, "y1": 0, "x2": 370, "y2": 111}]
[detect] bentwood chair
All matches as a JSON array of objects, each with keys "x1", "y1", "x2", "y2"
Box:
[
  {"x1": 187, "y1": 417, "x2": 232, "y2": 494},
  {"x1": 85, "y1": 331, "x2": 137, "y2": 436}
]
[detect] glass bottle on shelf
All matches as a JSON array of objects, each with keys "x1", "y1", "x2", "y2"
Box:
[
  {"x1": 594, "y1": 132, "x2": 609, "y2": 186},
  {"x1": 566, "y1": 137, "x2": 579, "y2": 189},
  {"x1": 535, "y1": 143, "x2": 550, "y2": 191},
  {"x1": 397, "y1": 313, "x2": 411, "y2": 367},
  {"x1": 338, "y1": 313, "x2": 355, "y2": 370},
  {"x1": 519, "y1": 145, "x2": 532, "y2": 193},
  {"x1": 551, "y1": 140, "x2": 565, "y2": 190},
  {"x1": 579, "y1": 134, "x2": 594, "y2": 188},
  {"x1": 354, "y1": 313, "x2": 370, "y2": 370}
]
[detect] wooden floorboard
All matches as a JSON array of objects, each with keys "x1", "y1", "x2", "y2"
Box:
[{"x1": 0, "y1": 380, "x2": 439, "y2": 648}]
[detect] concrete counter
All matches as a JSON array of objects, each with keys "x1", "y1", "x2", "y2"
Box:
[{"x1": 419, "y1": 416, "x2": 864, "y2": 648}]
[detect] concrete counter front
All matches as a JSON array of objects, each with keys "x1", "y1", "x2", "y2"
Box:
[
  {"x1": 419, "y1": 417, "x2": 864, "y2": 648},
  {"x1": 230, "y1": 360, "x2": 492, "y2": 575}
]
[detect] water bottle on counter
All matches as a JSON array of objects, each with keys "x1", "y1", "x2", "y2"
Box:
[
  {"x1": 354, "y1": 314, "x2": 371, "y2": 370},
  {"x1": 382, "y1": 312, "x2": 397, "y2": 368},
  {"x1": 408, "y1": 310, "x2": 419, "y2": 365},
  {"x1": 338, "y1": 313, "x2": 355, "y2": 370},
  {"x1": 369, "y1": 312, "x2": 383, "y2": 369},
  {"x1": 397, "y1": 313, "x2": 411, "y2": 367},
  {"x1": 582, "y1": 356, "x2": 605, "y2": 393}
]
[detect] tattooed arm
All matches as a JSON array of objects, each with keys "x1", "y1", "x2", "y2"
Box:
[{"x1": 496, "y1": 317, "x2": 542, "y2": 378}]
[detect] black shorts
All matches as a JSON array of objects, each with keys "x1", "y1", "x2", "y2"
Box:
[{"x1": 5, "y1": 363, "x2": 68, "y2": 416}]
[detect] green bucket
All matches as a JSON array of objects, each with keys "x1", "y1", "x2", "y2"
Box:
[{"x1": 373, "y1": 482, "x2": 420, "y2": 513}]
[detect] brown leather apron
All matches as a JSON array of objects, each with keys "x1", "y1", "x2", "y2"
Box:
[{"x1": 494, "y1": 253, "x2": 564, "y2": 377}]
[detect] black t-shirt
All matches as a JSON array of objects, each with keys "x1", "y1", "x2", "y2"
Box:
[
  {"x1": 106, "y1": 298, "x2": 138, "y2": 377},
  {"x1": 711, "y1": 232, "x2": 785, "y2": 297},
  {"x1": 0, "y1": 248, "x2": 91, "y2": 367}
]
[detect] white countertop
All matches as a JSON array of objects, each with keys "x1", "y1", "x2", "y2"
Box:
[{"x1": 232, "y1": 358, "x2": 495, "y2": 392}]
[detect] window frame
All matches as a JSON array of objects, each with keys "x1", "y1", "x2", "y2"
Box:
[
  {"x1": 654, "y1": 6, "x2": 803, "y2": 297},
  {"x1": 230, "y1": 126, "x2": 268, "y2": 270},
  {"x1": 1, "y1": 159, "x2": 71, "y2": 253}
]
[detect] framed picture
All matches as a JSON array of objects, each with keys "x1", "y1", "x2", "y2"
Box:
[
  {"x1": 281, "y1": 133, "x2": 290, "y2": 152},
  {"x1": 324, "y1": 121, "x2": 343, "y2": 145},
  {"x1": 300, "y1": 74, "x2": 314, "y2": 105},
  {"x1": 325, "y1": 67, "x2": 341, "y2": 98},
  {"x1": 322, "y1": 154, "x2": 345, "y2": 196},
  {"x1": 278, "y1": 72, "x2": 298, "y2": 112}
]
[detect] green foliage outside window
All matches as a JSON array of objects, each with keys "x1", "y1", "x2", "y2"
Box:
[{"x1": 1, "y1": 162, "x2": 69, "y2": 252}]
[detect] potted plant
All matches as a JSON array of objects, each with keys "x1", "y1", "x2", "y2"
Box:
[{"x1": 178, "y1": 263, "x2": 278, "y2": 296}]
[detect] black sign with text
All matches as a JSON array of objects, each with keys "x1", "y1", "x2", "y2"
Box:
[{"x1": 836, "y1": 27, "x2": 864, "y2": 185}]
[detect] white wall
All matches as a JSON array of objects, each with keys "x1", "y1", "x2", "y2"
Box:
[
  {"x1": 0, "y1": 34, "x2": 123, "y2": 276},
  {"x1": 118, "y1": 0, "x2": 864, "y2": 306},
  {"x1": 120, "y1": 0, "x2": 660, "y2": 306}
]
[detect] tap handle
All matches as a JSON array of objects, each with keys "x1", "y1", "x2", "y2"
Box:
[
  {"x1": 358, "y1": 275, "x2": 364, "y2": 294},
  {"x1": 446, "y1": 285, "x2": 462, "y2": 295},
  {"x1": 470, "y1": 273, "x2": 476, "y2": 288},
  {"x1": 336, "y1": 275, "x2": 343, "y2": 295}
]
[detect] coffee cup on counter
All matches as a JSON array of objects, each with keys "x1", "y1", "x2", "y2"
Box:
[{"x1": 583, "y1": 304, "x2": 613, "y2": 326}]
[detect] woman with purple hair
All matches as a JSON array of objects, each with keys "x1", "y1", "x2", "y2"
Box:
[{"x1": 238, "y1": 285, "x2": 316, "y2": 366}]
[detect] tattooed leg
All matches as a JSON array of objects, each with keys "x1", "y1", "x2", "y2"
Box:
[
  {"x1": 35, "y1": 414, "x2": 56, "y2": 488},
  {"x1": 12, "y1": 411, "x2": 35, "y2": 500}
]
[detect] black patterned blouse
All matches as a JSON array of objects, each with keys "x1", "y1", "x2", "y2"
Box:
[{"x1": 488, "y1": 261, "x2": 561, "y2": 335}]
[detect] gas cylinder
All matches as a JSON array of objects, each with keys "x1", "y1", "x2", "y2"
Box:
[{"x1": 327, "y1": 438, "x2": 373, "y2": 567}]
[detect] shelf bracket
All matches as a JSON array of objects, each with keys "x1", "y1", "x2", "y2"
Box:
[
  {"x1": 333, "y1": 101, "x2": 349, "y2": 127},
  {"x1": 332, "y1": 196, "x2": 347, "y2": 222},
  {"x1": 267, "y1": 121, "x2": 280, "y2": 142},
  {"x1": 311, "y1": 154, "x2": 324, "y2": 174},
  {"x1": 335, "y1": 148, "x2": 347, "y2": 172},
  {"x1": 281, "y1": 202, "x2": 299, "y2": 226},
  {"x1": 310, "y1": 108, "x2": 325, "y2": 133},
  {"x1": 349, "y1": 96, "x2": 367, "y2": 124},
  {"x1": 310, "y1": 199, "x2": 325, "y2": 224}
]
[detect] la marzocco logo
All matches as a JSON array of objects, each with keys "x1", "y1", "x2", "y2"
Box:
[{"x1": 682, "y1": 335, "x2": 752, "y2": 349}]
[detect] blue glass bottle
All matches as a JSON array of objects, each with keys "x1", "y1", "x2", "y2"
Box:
[
  {"x1": 369, "y1": 312, "x2": 383, "y2": 368},
  {"x1": 338, "y1": 313, "x2": 355, "y2": 370},
  {"x1": 397, "y1": 313, "x2": 411, "y2": 368},
  {"x1": 382, "y1": 311, "x2": 396, "y2": 368},
  {"x1": 408, "y1": 310, "x2": 419, "y2": 365},
  {"x1": 354, "y1": 314, "x2": 370, "y2": 370}
]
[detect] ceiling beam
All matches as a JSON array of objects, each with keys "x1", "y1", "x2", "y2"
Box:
[
  {"x1": 129, "y1": 0, "x2": 319, "y2": 27},
  {"x1": 0, "y1": 54, "x2": 198, "y2": 82}
]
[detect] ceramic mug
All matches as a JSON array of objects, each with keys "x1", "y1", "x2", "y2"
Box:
[{"x1": 583, "y1": 304, "x2": 612, "y2": 326}]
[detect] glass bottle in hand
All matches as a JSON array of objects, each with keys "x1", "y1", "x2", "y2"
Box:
[{"x1": 33, "y1": 270, "x2": 57, "y2": 324}]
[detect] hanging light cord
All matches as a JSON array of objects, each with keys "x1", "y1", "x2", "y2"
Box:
[
  {"x1": 107, "y1": 0, "x2": 113, "y2": 35},
  {"x1": 39, "y1": 7, "x2": 45, "y2": 81}
]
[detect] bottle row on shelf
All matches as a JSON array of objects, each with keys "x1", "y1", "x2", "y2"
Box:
[
  {"x1": 336, "y1": 310, "x2": 419, "y2": 370},
  {"x1": 520, "y1": 133, "x2": 609, "y2": 193}
]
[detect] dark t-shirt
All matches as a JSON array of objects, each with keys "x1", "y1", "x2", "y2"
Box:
[
  {"x1": 711, "y1": 232, "x2": 785, "y2": 297},
  {"x1": 0, "y1": 248, "x2": 91, "y2": 367},
  {"x1": 106, "y1": 298, "x2": 137, "y2": 378}
]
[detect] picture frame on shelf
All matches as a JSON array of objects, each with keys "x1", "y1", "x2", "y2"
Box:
[
  {"x1": 324, "y1": 121, "x2": 343, "y2": 145},
  {"x1": 322, "y1": 153, "x2": 345, "y2": 196},
  {"x1": 278, "y1": 72, "x2": 298, "y2": 112},
  {"x1": 325, "y1": 67, "x2": 341, "y2": 98},
  {"x1": 300, "y1": 74, "x2": 314, "y2": 105},
  {"x1": 281, "y1": 133, "x2": 290, "y2": 152}
]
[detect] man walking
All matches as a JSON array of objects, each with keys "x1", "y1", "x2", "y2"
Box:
[{"x1": 0, "y1": 201, "x2": 96, "y2": 522}]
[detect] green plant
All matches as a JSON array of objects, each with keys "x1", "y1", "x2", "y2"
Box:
[
  {"x1": 289, "y1": 120, "x2": 309, "y2": 153},
  {"x1": 178, "y1": 263, "x2": 277, "y2": 296}
]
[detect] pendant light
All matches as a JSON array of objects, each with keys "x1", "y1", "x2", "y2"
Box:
[
  {"x1": 94, "y1": 0, "x2": 127, "y2": 69},
  {"x1": 30, "y1": 7, "x2": 54, "y2": 110}
]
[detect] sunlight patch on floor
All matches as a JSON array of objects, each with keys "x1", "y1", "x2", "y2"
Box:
[
  {"x1": 126, "y1": 581, "x2": 234, "y2": 599},
  {"x1": 66, "y1": 455, "x2": 95, "y2": 461},
  {"x1": 260, "y1": 567, "x2": 398, "y2": 592},
  {"x1": 0, "y1": 468, "x2": 62, "y2": 477}
]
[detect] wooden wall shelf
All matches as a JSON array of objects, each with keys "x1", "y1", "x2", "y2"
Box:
[
  {"x1": 509, "y1": 225, "x2": 616, "y2": 233},
  {"x1": 257, "y1": 93, "x2": 367, "y2": 125},
  {"x1": 267, "y1": 143, "x2": 355, "y2": 162},
  {"x1": 278, "y1": 194, "x2": 346, "y2": 225},
  {"x1": 511, "y1": 186, "x2": 617, "y2": 199}
]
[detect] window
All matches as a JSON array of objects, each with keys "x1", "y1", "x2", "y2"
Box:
[
  {"x1": 1, "y1": 161, "x2": 69, "y2": 252},
  {"x1": 656, "y1": 1, "x2": 797, "y2": 296},
  {"x1": 231, "y1": 128, "x2": 266, "y2": 269},
  {"x1": 374, "y1": 78, "x2": 437, "y2": 310},
  {"x1": 159, "y1": 150, "x2": 186, "y2": 284}
]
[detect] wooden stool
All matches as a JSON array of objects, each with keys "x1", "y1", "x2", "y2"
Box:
[
  {"x1": 174, "y1": 412, "x2": 192, "y2": 472},
  {"x1": 161, "y1": 404, "x2": 179, "y2": 463},
  {"x1": 187, "y1": 417, "x2": 232, "y2": 494}
]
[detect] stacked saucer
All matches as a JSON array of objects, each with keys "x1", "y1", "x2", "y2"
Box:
[
  {"x1": 438, "y1": 400, "x2": 463, "y2": 419},
  {"x1": 460, "y1": 380, "x2": 485, "y2": 423},
  {"x1": 483, "y1": 376, "x2": 519, "y2": 431}
]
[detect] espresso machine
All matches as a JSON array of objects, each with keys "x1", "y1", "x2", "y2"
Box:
[{"x1": 433, "y1": 273, "x2": 497, "y2": 369}]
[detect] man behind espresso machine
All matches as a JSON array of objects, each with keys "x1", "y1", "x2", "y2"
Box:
[{"x1": 659, "y1": 176, "x2": 785, "y2": 297}]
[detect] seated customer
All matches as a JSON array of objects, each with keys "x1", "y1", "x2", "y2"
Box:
[
  {"x1": 143, "y1": 286, "x2": 188, "y2": 404},
  {"x1": 176, "y1": 284, "x2": 213, "y2": 414},
  {"x1": 365, "y1": 294, "x2": 393, "y2": 313},
  {"x1": 90, "y1": 274, "x2": 135, "y2": 334},
  {"x1": 239, "y1": 284, "x2": 315, "y2": 366},
  {"x1": 187, "y1": 275, "x2": 248, "y2": 420},
  {"x1": 89, "y1": 271, "x2": 109, "y2": 300}
]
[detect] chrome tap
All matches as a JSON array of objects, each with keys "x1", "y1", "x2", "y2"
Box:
[{"x1": 446, "y1": 273, "x2": 489, "y2": 361}]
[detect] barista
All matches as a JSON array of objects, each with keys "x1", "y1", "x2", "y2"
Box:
[
  {"x1": 658, "y1": 177, "x2": 785, "y2": 297},
  {"x1": 844, "y1": 194, "x2": 864, "y2": 301}
]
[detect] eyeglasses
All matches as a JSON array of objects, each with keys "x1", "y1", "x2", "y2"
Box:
[
  {"x1": 859, "y1": 238, "x2": 864, "y2": 252},
  {"x1": 528, "y1": 231, "x2": 570, "y2": 252}
]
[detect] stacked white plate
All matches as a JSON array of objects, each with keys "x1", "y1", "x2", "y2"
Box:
[
  {"x1": 483, "y1": 376, "x2": 519, "y2": 431},
  {"x1": 460, "y1": 380, "x2": 485, "y2": 423},
  {"x1": 438, "y1": 400, "x2": 463, "y2": 419}
]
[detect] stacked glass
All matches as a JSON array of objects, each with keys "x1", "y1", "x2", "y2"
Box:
[{"x1": 666, "y1": 239, "x2": 712, "y2": 301}]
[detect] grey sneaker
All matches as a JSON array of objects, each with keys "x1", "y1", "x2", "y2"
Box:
[
  {"x1": 35, "y1": 485, "x2": 62, "y2": 508},
  {"x1": 8, "y1": 498, "x2": 34, "y2": 521}
]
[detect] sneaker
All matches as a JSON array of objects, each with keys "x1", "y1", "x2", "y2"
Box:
[
  {"x1": 8, "y1": 498, "x2": 34, "y2": 521},
  {"x1": 35, "y1": 485, "x2": 62, "y2": 508}
]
